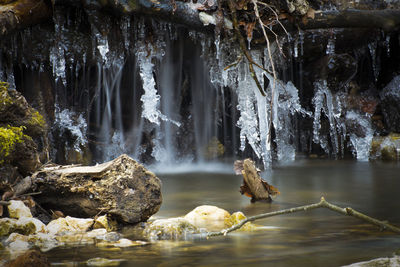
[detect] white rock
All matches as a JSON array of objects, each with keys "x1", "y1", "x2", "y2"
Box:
[
  {"x1": 8, "y1": 200, "x2": 32, "y2": 219},
  {"x1": 47, "y1": 216, "x2": 93, "y2": 235},
  {"x1": 5, "y1": 233, "x2": 29, "y2": 244},
  {"x1": 184, "y1": 205, "x2": 231, "y2": 231},
  {"x1": 17, "y1": 217, "x2": 47, "y2": 233}
]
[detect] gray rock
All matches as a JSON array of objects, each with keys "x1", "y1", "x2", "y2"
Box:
[
  {"x1": 33, "y1": 154, "x2": 162, "y2": 224},
  {"x1": 380, "y1": 76, "x2": 400, "y2": 132}
]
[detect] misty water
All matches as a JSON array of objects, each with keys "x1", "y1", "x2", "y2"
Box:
[{"x1": 43, "y1": 159, "x2": 400, "y2": 266}]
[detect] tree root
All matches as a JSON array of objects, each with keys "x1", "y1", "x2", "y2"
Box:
[{"x1": 207, "y1": 197, "x2": 400, "y2": 237}]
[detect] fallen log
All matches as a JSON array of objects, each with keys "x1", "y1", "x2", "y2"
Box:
[
  {"x1": 0, "y1": 0, "x2": 52, "y2": 37},
  {"x1": 3, "y1": 0, "x2": 400, "y2": 39},
  {"x1": 26, "y1": 154, "x2": 162, "y2": 224}
]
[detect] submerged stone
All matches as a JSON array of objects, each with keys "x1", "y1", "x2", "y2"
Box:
[
  {"x1": 86, "y1": 257, "x2": 124, "y2": 266},
  {"x1": 184, "y1": 205, "x2": 231, "y2": 231},
  {"x1": 145, "y1": 217, "x2": 201, "y2": 240}
]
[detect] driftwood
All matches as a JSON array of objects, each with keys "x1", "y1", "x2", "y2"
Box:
[
  {"x1": 10, "y1": 154, "x2": 162, "y2": 224},
  {"x1": 235, "y1": 159, "x2": 279, "y2": 202},
  {"x1": 207, "y1": 197, "x2": 400, "y2": 237}
]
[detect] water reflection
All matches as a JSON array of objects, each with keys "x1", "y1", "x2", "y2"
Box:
[{"x1": 44, "y1": 160, "x2": 400, "y2": 266}]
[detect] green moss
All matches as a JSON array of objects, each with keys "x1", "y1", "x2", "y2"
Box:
[
  {"x1": 28, "y1": 110, "x2": 46, "y2": 130},
  {"x1": 0, "y1": 126, "x2": 26, "y2": 164},
  {"x1": 0, "y1": 81, "x2": 12, "y2": 110}
]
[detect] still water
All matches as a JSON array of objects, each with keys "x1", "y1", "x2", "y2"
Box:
[{"x1": 46, "y1": 160, "x2": 400, "y2": 266}]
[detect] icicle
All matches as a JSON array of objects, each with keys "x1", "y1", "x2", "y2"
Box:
[
  {"x1": 137, "y1": 44, "x2": 180, "y2": 126},
  {"x1": 215, "y1": 34, "x2": 221, "y2": 60},
  {"x1": 385, "y1": 35, "x2": 391, "y2": 57},
  {"x1": 326, "y1": 34, "x2": 336, "y2": 55},
  {"x1": 346, "y1": 111, "x2": 373, "y2": 161},
  {"x1": 312, "y1": 80, "x2": 344, "y2": 157},
  {"x1": 236, "y1": 63, "x2": 261, "y2": 157},
  {"x1": 54, "y1": 106, "x2": 88, "y2": 152},
  {"x1": 96, "y1": 34, "x2": 109, "y2": 64},
  {"x1": 6, "y1": 68, "x2": 16, "y2": 90},
  {"x1": 49, "y1": 46, "x2": 67, "y2": 86},
  {"x1": 368, "y1": 41, "x2": 379, "y2": 81}
]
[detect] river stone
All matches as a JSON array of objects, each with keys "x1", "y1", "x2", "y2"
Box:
[
  {"x1": 47, "y1": 216, "x2": 94, "y2": 235},
  {"x1": 8, "y1": 200, "x2": 33, "y2": 219},
  {"x1": 33, "y1": 154, "x2": 162, "y2": 224},
  {"x1": 184, "y1": 205, "x2": 231, "y2": 231},
  {"x1": 380, "y1": 76, "x2": 400, "y2": 132}
]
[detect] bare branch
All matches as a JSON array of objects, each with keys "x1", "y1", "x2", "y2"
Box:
[{"x1": 207, "y1": 197, "x2": 400, "y2": 237}]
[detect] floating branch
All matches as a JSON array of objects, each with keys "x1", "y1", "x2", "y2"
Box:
[{"x1": 207, "y1": 197, "x2": 400, "y2": 237}]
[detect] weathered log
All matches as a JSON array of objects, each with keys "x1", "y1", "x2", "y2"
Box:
[
  {"x1": 236, "y1": 159, "x2": 279, "y2": 202},
  {"x1": 0, "y1": 0, "x2": 52, "y2": 37},
  {"x1": 3, "y1": 0, "x2": 400, "y2": 39},
  {"x1": 299, "y1": 9, "x2": 400, "y2": 32},
  {"x1": 30, "y1": 154, "x2": 162, "y2": 224}
]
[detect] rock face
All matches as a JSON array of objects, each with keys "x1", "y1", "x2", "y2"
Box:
[
  {"x1": 0, "y1": 81, "x2": 47, "y2": 186},
  {"x1": 380, "y1": 76, "x2": 400, "y2": 133},
  {"x1": 33, "y1": 154, "x2": 162, "y2": 224}
]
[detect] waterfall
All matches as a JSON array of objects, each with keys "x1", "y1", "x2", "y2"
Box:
[{"x1": 0, "y1": 10, "x2": 379, "y2": 167}]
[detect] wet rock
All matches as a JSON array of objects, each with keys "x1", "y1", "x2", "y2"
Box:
[
  {"x1": 370, "y1": 133, "x2": 400, "y2": 161},
  {"x1": 4, "y1": 249, "x2": 50, "y2": 267},
  {"x1": 184, "y1": 205, "x2": 231, "y2": 232},
  {"x1": 33, "y1": 154, "x2": 162, "y2": 224},
  {"x1": 86, "y1": 257, "x2": 124, "y2": 266},
  {"x1": 7, "y1": 200, "x2": 32, "y2": 219},
  {"x1": 343, "y1": 254, "x2": 400, "y2": 267},
  {"x1": 380, "y1": 76, "x2": 400, "y2": 132},
  {"x1": 94, "y1": 215, "x2": 118, "y2": 232},
  {"x1": 145, "y1": 218, "x2": 201, "y2": 240},
  {"x1": 0, "y1": 81, "x2": 47, "y2": 177},
  {"x1": 146, "y1": 206, "x2": 258, "y2": 240},
  {"x1": 0, "y1": 218, "x2": 38, "y2": 236},
  {"x1": 46, "y1": 216, "x2": 93, "y2": 235}
]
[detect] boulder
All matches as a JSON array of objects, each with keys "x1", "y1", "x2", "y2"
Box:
[
  {"x1": 380, "y1": 76, "x2": 400, "y2": 132},
  {"x1": 146, "y1": 205, "x2": 258, "y2": 240},
  {"x1": 184, "y1": 205, "x2": 231, "y2": 232},
  {"x1": 33, "y1": 154, "x2": 162, "y2": 224}
]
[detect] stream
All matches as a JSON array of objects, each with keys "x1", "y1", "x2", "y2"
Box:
[{"x1": 43, "y1": 159, "x2": 400, "y2": 266}]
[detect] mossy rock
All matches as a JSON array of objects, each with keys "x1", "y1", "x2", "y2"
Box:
[
  {"x1": 0, "y1": 82, "x2": 47, "y2": 176},
  {"x1": 0, "y1": 218, "x2": 37, "y2": 236},
  {"x1": 0, "y1": 126, "x2": 26, "y2": 164}
]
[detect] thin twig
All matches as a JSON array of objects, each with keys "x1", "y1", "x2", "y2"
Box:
[
  {"x1": 228, "y1": 0, "x2": 266, "y2": 96},
  {"x1": 207, "y1": 197, "x2": 400, "y2": 237},
  {"x1": 252, "y1": 0, "x2": 277, "y2": 136}
]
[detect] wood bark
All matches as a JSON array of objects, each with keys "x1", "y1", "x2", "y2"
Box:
[
  {"x1": 0, "y1": 0, "x2": 52, "y2": 37},
  {"x1": 2, "y1": 0, "x2": 400, "y2": 38},
  {"x1": 238, "y1": 159, "x2": 279, "y2": 202}
]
